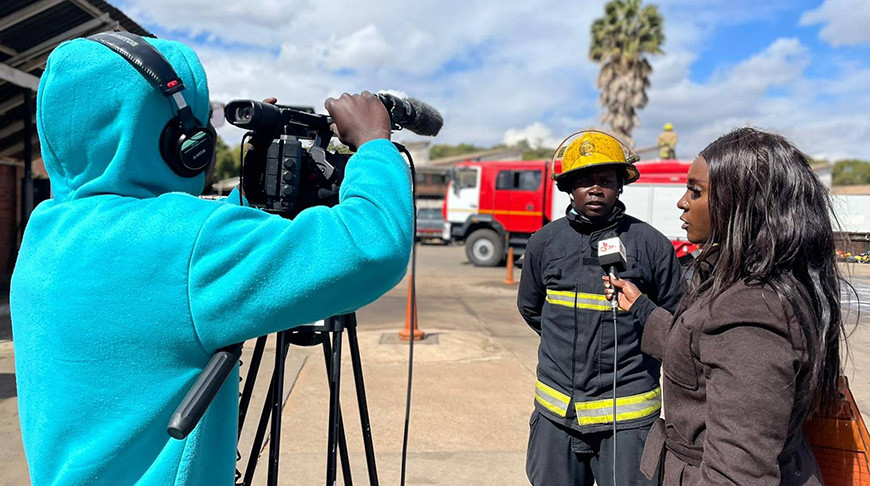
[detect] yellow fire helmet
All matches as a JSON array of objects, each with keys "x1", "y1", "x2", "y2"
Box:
[
  {"x1": 664, "y1": 122, "x2": 673, "y2": 131},
  {"x1": 551, "y1": 129, "x2": 640, "y2": 193}
]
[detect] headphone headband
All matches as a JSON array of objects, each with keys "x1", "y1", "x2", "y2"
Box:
[
  {"x1": 85, "y1": 31, "x2": 215, "y2": 178},
  {"x1": 87, "y1": 32, "x2": 185, "y2": 96}
]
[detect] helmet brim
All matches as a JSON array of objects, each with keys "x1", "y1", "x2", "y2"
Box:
[{"x1": 554, "y1": 161, "x2": 640, "y2": 192}]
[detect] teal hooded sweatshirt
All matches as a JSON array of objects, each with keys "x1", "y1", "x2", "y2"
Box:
[{"x1": 10, "y1": 37, "x2": 412, "y2": 485}]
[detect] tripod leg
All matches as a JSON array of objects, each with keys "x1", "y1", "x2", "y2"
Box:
[
  {"x1": 323, "y1": 337, "x2": 353, "y2": 486},
  {"x1": 239, "y1": 336, "x2": 267, "y2": 438},
  {"x1": 244, "y1": 333, "x2": 290, "y2": 486},
  {"x1": 326, "y1": 327, "x2": 343, "y2": 486},
  {"x1": 268, "y1": 331, "x2": 289, "y2": 486},
  {"x1": 346, "y1": 314, "x2": 379, "y2": 485},
  {"x1": 244, "y1": 375, "x2": 274, "y2": 486}
]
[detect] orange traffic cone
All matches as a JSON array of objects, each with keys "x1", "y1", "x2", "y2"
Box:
[
  {"x1": 504, "y1": 243, "x2": 517, "y2": 285},
  {"x1": 399, "y1": 272, "x2": 424, "y2": 341}
]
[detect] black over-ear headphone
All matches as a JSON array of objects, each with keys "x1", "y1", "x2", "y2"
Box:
[{"x1": 86, "y1": 31, "x2": 216, "y2": 178}]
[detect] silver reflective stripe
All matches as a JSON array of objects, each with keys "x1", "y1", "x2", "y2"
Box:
[{"x1": 535, "y1": 380, "x2": 570, "y2": 417}]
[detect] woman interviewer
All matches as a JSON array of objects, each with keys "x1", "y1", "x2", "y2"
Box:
[{"x1": 605, "y1": 127, "x2": 844, "y2": 485}]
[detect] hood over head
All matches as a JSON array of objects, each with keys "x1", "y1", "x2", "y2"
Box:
[{"x1": 37, "y1": 35, "x2": 211, "y2": 202}]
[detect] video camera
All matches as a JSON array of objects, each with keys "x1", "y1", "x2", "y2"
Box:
[
  {"x1": 225, "y1": 93, "x2": 443, "y2": 216},
  {"x1": 225, "y1": 100, "x2": 345, "y2": 216}
]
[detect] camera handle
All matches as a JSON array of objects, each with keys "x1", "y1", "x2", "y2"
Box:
[{"x1": 167, "y1": 344, "x2": 243, "y2": 439}]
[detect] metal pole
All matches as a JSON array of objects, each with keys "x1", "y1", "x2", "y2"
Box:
[{"x1": 21, "y1": 88, "x2": 33, "y2": 227}]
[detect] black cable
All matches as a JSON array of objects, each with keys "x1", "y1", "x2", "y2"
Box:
[
  {"x1": 233, "y1": 133, "x2": 252, "y2": 486},
  {"x1": 611, "y1": 299, "x2": 618, "y2": 486},
  {"x1": 394, "y1": 142, "x2": 417, "y2": 486}
]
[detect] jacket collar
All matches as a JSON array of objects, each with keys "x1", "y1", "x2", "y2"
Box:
[{"x1": 566, "y1": 200, "x2": 625, "y2": 232}]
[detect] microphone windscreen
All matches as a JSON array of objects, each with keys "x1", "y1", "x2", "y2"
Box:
[
  {"x1": 598, "y1": 236, "x2": 627, "y2": 272},
  {"x1": 405, "y1": 97, "x2": 443, "y2": 136}
]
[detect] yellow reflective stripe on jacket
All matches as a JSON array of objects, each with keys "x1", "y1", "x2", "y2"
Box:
[
  {"x1": 535, "y1": 380, "x2": 570, "y2": 417},
  {"x1": 575, "y1": 387, "x2": 662, "y2": 426},
  {"x1": 545, "y1": 289, "x2": 613, "y2": 312}
]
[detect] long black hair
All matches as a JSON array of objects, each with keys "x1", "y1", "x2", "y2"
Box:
[{"x1": 682, "y1": 127, "x2": 845, "y2": 411}]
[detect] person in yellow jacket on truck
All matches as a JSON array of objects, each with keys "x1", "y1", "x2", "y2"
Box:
[
  {"x1": 518, "y1": 130, "x2": 683, "y2": 486},
  {"x1": 657, "y1": 123, "x2": 678, "y2": 159}
]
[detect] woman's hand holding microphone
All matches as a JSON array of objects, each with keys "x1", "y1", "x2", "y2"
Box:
[{"x1": 603, "y1": 275, "x2": 643, "y2": 312}]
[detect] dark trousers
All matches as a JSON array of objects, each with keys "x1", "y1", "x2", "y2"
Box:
[{"x1": 526, "y1": 410, "x2": 658, "y2": 486}]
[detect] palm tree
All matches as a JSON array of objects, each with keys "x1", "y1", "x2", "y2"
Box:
[{"x1": 589, "y1": 0, "x2": 664, "y2": 145}]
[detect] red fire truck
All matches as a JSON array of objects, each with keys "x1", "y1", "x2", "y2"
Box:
[{"x1": 441, "y1": 159, "x2": 697, "y2": 266}]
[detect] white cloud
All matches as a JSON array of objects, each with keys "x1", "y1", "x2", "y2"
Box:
[
  {"x1": 317, "y1": 25, "x2": 392, "y2": 71},
  {"x1": 119, "y1": 1, "x2": 303, "y2": 47},
  {"x1": 503, "y1": 122, "x2": 561, "y2": 149},
  {"x1": 801, "y1": 0, "x2": 870, "y2": 47},
  {"x1": 112, "y1": 0, "x2": 870, "y2": 161}
]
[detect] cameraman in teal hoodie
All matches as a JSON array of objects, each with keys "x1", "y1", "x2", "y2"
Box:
[{"x1": 10, "y1": 33, "x2": 413, "y2": 485}]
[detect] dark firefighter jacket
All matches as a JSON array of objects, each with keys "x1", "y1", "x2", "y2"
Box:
[{"x1": 518, "y1": 202, "x2": 683, "y2": 433}]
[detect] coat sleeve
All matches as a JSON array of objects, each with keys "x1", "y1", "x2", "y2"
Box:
[
  {"x1": 698, "y1": 288, "x2": 802, "y2": 485},
  {"x1": 187, "y1": 139, "x2": 413, "y2": 353},
  {"x1": 633, "y1": 295, "x2": 673, "y2": 361},
  {"x1": 517, "y1": 231, "x2": 546, "y2": 335},
  {"x1": 650, "y1": 235, "x2": 683, "y2": 314}
]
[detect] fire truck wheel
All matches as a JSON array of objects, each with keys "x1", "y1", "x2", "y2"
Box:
[{"x1": 466, "y1": 229, "x2": 504, "y2": 267}]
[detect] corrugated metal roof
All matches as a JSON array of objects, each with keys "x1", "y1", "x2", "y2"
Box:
[{"x1": 0, "y1": 0, "x2": 151, "y2": 164}]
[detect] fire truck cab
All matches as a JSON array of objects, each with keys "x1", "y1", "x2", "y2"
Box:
[{"x1": 443, "y1": 159, "x2": 696, "y2": 266}]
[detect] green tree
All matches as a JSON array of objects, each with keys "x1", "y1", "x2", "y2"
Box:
[
  {"x1": 833, "y1": 159, "x2": 870, "y2": 185},
  {"x1": 589, "y1": 0, "x2": 664, "y2": 145},
  {"x1": 213, "y1": 136, "x2": 241, "y2": 182},
  {"x1": 509, "y1": 139, "x2": 555, "y2": 160},
  {"x1": 429, "y1": 143, "x2": 485, "y2": 160},
  {"x1": 522, "y1": 147, "x2": 555, "y2": 160}
]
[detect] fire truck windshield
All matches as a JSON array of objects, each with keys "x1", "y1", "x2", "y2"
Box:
[{"x1": 453, "y1": 167, "x2": 478, "y2": 190}]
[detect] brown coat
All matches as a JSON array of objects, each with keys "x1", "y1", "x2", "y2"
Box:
[{"x1": 632, "y1": 281, "x2": 823, "y2": 485}]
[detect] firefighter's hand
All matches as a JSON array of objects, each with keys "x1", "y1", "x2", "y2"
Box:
[
  {"x1": 324, "y1": 91, "x2": 391, "y2": 151},
  {"x1": 603, "y1": 275, "x2": 642, "y2": 311}
]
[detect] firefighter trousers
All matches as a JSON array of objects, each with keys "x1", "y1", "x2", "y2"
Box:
[{"x1": 526, "y1": 410, "x2": 659, "y2": 486}]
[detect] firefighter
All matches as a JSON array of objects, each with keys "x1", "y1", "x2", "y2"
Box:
[
  {"x1": 657, "y1": 123, "x2": 677, "y2": 159},
  {"x1": 518, "y1": 130, "x2": 683, "y2": 486}
]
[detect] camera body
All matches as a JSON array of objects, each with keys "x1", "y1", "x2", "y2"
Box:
[{"x1": 226, "y1": 100, "x2": 350, "y2": 216}]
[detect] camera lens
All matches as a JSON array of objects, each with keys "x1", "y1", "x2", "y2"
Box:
[{"x1": 236, "y1": 106, "x2": 253, "y2": 123}]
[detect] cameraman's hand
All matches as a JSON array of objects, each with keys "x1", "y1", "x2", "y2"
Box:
[
  {"x1": 603, "y1": 275, "x2": 642, "y2": 312},
  {"x1": 325, "y1": 91, "x2": 391, "y2": 151}
]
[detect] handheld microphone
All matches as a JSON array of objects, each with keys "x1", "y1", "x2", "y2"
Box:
[
  {"x1": 598, "y1": 235, "x2": 627, "y2": 299},
  {"x1": 377, "y1": 92, "x2": 443, "y2": 137}
]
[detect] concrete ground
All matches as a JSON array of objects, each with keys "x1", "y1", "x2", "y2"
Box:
[{"x1": 1, "y1": 246, "x2": 869, "y2": 485}]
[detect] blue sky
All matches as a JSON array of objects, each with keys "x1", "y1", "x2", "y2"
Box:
[{"x1": 112, "y1": 0, "x2": 870, "y2": 160}]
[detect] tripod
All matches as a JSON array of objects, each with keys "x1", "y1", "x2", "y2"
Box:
[{"x1": 168, "y1": 313, "x2": 379, "y2": 486}]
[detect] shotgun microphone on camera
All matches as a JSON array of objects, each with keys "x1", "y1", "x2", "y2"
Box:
[{"x1": 376, "y1": 92, "x2": 443, "y2": 137}]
